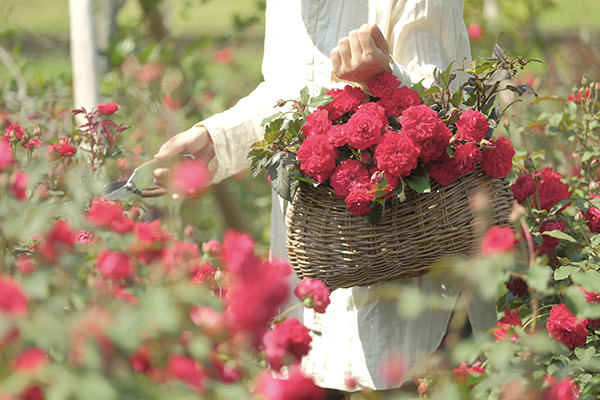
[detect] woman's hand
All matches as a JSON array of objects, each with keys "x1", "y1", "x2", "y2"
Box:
[
  {"x1": 331, "y1": 24, "x2": 391, "y2": 85},
  {"x1": 153, "y1": 124, "x2": 214, "y2": 200}
]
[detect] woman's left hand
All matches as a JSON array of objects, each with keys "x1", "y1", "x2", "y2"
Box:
[{"x1": 331, "y1": 23, "x2": 391, "y2": 85}]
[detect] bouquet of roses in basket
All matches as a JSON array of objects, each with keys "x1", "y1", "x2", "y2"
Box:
[{"x1": 249, "y1": 45, "x2": 535, "y2": 222}]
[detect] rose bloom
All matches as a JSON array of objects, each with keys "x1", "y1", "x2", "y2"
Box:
[
  {"x1": 345, "y1": 102, "x2": 388, "y2": 150},
  {"x1": 329, "y1": 159, "x2": 371, "y2": 198},
  {"x1": 455, "y1": 109, "x2": 489, "y2": 141},
  {"x1": 214, "y1": 47, "x2": 233, "y2": 64},
  {"x1": 10, "y1": 170, "x2": 27, "y2": 200},
  {"x1": 481, "y1": 226, "x2": 515, "y2": 255},
  {"x1": 454, "y1": 141, "x2": 482, "y2": 175},
  {"x1": 129, "y1": 345, "x2": 151, "y2": 373},
  {"x1": 493, "y1": 309, "x2": 522, "y2": 342},
  {"x1": 426, "y1": 152, "x2": 460, "y2": 186},
  {"x1": 467, "y1": 23, "x2": 484, "y2": 41},
  {"x1": 374, "y1": 132, "x2": 420, "y2": 178},
  {"x1": 400, "y1": 105, "x2": 440, "y2": 141},
  {"x1": 263, "y1": 317, "x2": 312, "y2": 371},
  {"x1": 167, "y1": 354, "x2": 205, "y2": 391},
  {"x1": 86, "y1": 198, "x2": 134, "y2": 234},
  {"x1": 539, "y1": 220, "x2": 566, "y2": 254},
  {"x1": 97, "y1": 102, "x2": 119, "y2": 115},
  {"x1": 22, "y1": 138, "x2": 43, "y2": 149},
  {"x1": 584, "y1": 205, "x2": 600, "y2": 233},
  {"x1": 255, "y1": 366, "x2": 325, "y2": 400},
  {"x1": 0, "y1": 138, "x2": 13, "y2": 170},
  {"x1": 16, "y1": 254, "x2": 36, "y2": 275},
  {"x1": 0, "y1": 276, "x2": 28, "y2": 315},
  {"x1": 417, "y1": 123, "x2": 452, "y2": 162},
  {"x1": 20, "y1": 385, "x2": 44, "y2": 400},
  {"x1": 511, "y1": 173, "x2": 536, "y2": 204},
  {"x1": 48, "y1": 137, "x2": 77, "y2": 157},
  {"x1": 96, "y1": 249, "x2": 136, "y2": 281},
  {"x1": 546, "y1": 304, "x2": 588, "y2": 349},
  {"x1": 327, "y1": 124, "x2": 347, "y2": 147},
  {"x1": 480, "y1": 137, "x2": 515, "y2": 179},
  {"x1": 367, "y1": 71, "x2": 401, "y2": 99},
  {"x1": 344, "y1": 185, "x2": 374, "y2": 216},
  {"x1": 297, "y1": 134, "x2": 337, "y2": 183},
  {"x1": 5, "y1": 124, "x2": 24, "y2": 141},
  {"x1": 294, "y1": 278, "x2": 331, "y2": 313},
  {"x1": 37, "y1": 220, "x2": 75, "y2": 262},
  {"x1": 12, "y1": 347, "x2": 47, "y2": 372},
  {"x1": 535, "y1": 168, "x2": 571, "y2": 211},
  {"x1": 378, "y1": 85, "x2": 422, "y2": 118},
  {"x1": 505, "y1": 277, "x2": 529, "y2": 297},
  {"x1": 542, "y1": 376, "x2": 580, "y2": 400},
  {"x1": 453, "y1": 361, "x2": 485, "y2": 382},
  {"x1": 579, "y1": 287, "x2": 600, "y2": 329},
  {"x1": 320, "y1": 85, "x2": 366, "y2": 121},
  {"x1": 74, "y1": 229, "x2": 94, "y2": 244},
  {"x1": 201, "y1": 239, "x2": 221, "y2": 255},
  {"x1": 171, "y1": 159, "x2": 211, "y2": 198},
  {"x1": 162, "y1": 240, "x2": 201, "y2": 273},
  {"x1": 301, "y1": 108, "x2": 332, "y2": 137}
]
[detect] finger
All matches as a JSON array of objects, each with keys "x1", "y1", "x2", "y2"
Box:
[
  {"x1": 154, "y1": 134, "x2": 190, "y2": 161},
  {"x1": 369, "y1": 24, "x2": 389, "y2": 53},
  {"x1": 153, "y1": 167, "x2": 170, "y2": 180},
  {"x1": 348, "y1": 29, "x2": 363, "y2": 60},
  {"x1": 337, "y1": 37, "x2": 352, "y2": 70},
  {"x1": 330, "y1": 46, "x2": 342, "y2": 75},
  {"x1": 357, "y1": 25, "x2": 376, "y2": 56},
  {"x1": 196, "y1": 143, "x2": 215, "y2": 163}
]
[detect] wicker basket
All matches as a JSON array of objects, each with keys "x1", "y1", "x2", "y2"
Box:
[{"x1": 286, "y1": 171, "x2": 514, "y2": 290}]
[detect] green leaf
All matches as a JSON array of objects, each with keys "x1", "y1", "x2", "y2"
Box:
[
  {"x1": 300, "y1": 86, "x2": 310, "y2": 106},
  {"x1": 571, "y1": 270, "x2": 600, "y2": 293},
  {"x1": 540, "y1": 229, "x2": 577, "y2": 243},
  {"x1": 261, "y1": 111, "x2": 284, "y2": 126},
  {"x1": 405, "y1": 173, "x2": 431, "y2": 194},
  {"x1": 526, "y1": 265, "x2": 552, "y2": 292},
  {"x1": 554, "y1": 265, "x2": 580, "y2": 280},
  {"x1": 450, "y1": 90, "x2": 463, "y2": 108},
  {"x1": 267, "y1": 152, "x2": 297, "y2": 201},
  {"x1": 309, "y1": 93, "x2": 333, "y2": 107}
]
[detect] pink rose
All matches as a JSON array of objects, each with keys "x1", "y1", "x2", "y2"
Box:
[
  {"x1": 480, "y1": 137, "x2": 515, "y2": 178},
  {"x1": 297, "y1": 134, "x2": 337, "y2": 183},
  {"x1": 294, "y1": 278, "x2": 331, "y2": 313},
  {"x1": 329, "y1": 159, "x2": 370, "y2": 198},
  {"x1": 374, "y1": 132, "x2": 420, "y2": 178},
  {"x1": 455, "y1": 109, "x2": 489, "y2": 141},
  {"x1": 345, "y1": 102, "x2": 388, "y2": 150}
]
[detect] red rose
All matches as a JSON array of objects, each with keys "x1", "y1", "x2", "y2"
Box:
[
  {"x1": 161, "y1": 241, "x2": 201, "y2": 272},
  {"x1": 480, "y1": 137, "x2": 514, "y2": 178},
  {"x1": 539, "y1": 220, "x2": 565, "y2": 253},
  {"x1": 86, "y1": 198, "x2": 134, "y2": 234},
  {"x1": 378, "y1": 85, "x2": 422, "y2": 117},
  {"x1": 327, "y1": 124, "x2": 347, "y2": 147},
  {"x1": 5, "y1": 124, "x2": 23, "y2": 141},
  {"x1": 301, "y1": 108, "x2": 332, "y2": 137},
  {"x1": 542, "y1": 376, "x2": 580, "y2": 400},
  {"x1": 129, "y1": 345, "x2": 151, "y2": 373},
  {"x1": 263, "y1": 318, "x2": 312, "y2": 371},
  {"x1": 294, "y1": 278, "x2": 331, "y2": 313},
  {"x1": 12, "y1": 347, "x2": 47, "y2": 372},
  {"x1": 453, "y1": 361, "x2": 485, "y2": 382},
  {"x1": 511, "y1": 173, "x2": 536, "y2": 203},
  {"x1": 16, "y1": 255, "x2": 36, "y2": 275},
  {"x1": 320, "y1": 85, "x2": 366, "y2": 121},
  {"x1": 0, "y1": 138, "x2": 13, "y2": 170},
  {"x1": 38, "y1": 220, "x2": 75, "y2": 262},
  {"x1": 535, "y1": 170, "x2": 571, "y2": 211},
  {"x1": 22, "y1": 138, "x2": 43, "y2": 149},
  {"x1": 481, "y1": 226, "x2": 515, "y2": 255},
  {"x1": 167, "y1": 355, "x2": 205, "y2": 390},
  {"x1": 546, "y1": 304, "x2": 588, "y2": 349},
  {"x1": 0, "y1": 276, "x2": 28, "y2": 315},
  {"x1": 505, "y1": 277, "x2": 529, "y2": 297},
  {"x1": 255, "y1": 367, "x2": 325, "y2": 400},
  {"x1": 374, "y1": 132, "x2": 420, "y2": 178},
  {"x1": 96, "y1": 250, "x2": 136, "y2": 281},
  {"x1": 329, "y1": 159, "x2": 370, "y2": 198},
  {"x1": 48, "y1": 137, "x2": 77, "y2": 157},
  {"x1": 134, "y1": 220, "x2": 172, "y2": 264},
  {"x1": 97, "y1": 102, "x2": 119, "y2": 115},
  {"x1": 579, "y1": 287, "x2": 600, "y2": 329},
  {"x1": 493, "y1": 309, "x2": 522, "y2": 342},
  {"x1": 171, "y1": 159, "x2": 211, "y2": 198},
  {"x1": 20, "y1": 386, "x2": 45, "y2": 400},
  {"x1": 344, "y1": 185, "x2": 374, "y2": 216},
  {"x1": 74, "y1": 229, "x2": 94, "y2": 244},
  {"x1": 426, "y1": 152, "x2": 460, "y2": 186},
  {"x1": 418, "y1": 123, "x2": 452, "y2": 162},
  {"x1": 454, "y1": 141, "x2": 482, "y2": 175},
  {"x1": 400, "y1": 105, "x2": 440, "y2": 141},
  {"x1": 584, "y1": 205, "x2": 600, "y2": 233},
  {"x1": 367, "y1": 71, "x2": 401, "y2": 99},
  {"x1": 297, "y1": 134, "x2": 337, "y2": 183},
  {"x1": 10, "y1": 170, "x2": 27, "y2": 200},
  {"x1": 201, "y1": 240, "x2": 221, "y2": 255},
  {"x1": 455, "y1": 109, "x2": 489, "y2": 141},
  {"x1": 345, "y1": 102, "x2": 387, "y2": 150}
]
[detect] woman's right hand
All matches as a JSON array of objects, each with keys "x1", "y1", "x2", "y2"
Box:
[{"x1": 153, "y1": 124, "x2": 215, "y2": 200}]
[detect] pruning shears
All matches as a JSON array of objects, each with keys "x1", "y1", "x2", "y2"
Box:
[{"x1": 103, "y1": 154, "x2": 195, "y2": 201}]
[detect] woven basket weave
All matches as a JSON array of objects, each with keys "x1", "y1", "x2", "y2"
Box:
[{"x1": 286, "y1": 171, "x2": 514, "y2": 290}]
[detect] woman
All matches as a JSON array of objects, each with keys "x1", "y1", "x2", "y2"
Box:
[{"x1": 153, "y1": 0, "x2": 493, "y2": 391}]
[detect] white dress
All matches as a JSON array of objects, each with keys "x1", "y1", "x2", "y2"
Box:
[{"x1": 198, "y1": 0, "x2": 497, "y2": 391}]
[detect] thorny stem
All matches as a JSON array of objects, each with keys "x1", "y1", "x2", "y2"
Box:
[{"x1": 271, "y1": 302, "x2": 303, "y2": 324}]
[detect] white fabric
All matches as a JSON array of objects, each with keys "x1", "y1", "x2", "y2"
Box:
[{"x1": 196, "y1": 0, "x2": 496, "y2": 391}]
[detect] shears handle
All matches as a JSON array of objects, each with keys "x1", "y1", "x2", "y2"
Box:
[{"x1": 139, "y1": 187, "x2": 168, "y2": 198}]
